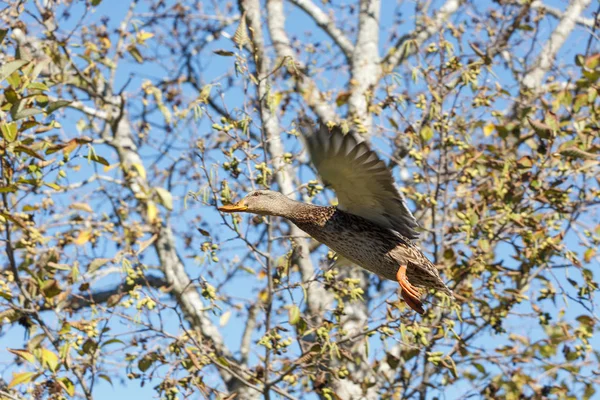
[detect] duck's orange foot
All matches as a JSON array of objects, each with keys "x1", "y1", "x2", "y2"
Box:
[{"x1": 396, "y1": 265, "x2": 424, "y2": 315}]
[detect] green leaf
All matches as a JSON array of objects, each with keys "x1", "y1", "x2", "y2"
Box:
[
  {"x1": 128, "y1": 45, "x2": 144, "y2": 63},
  {"x1": 58, "y1": 377, "x2": 75, "y2": 396},
  {"x1": 99, "y1": 374, "x2": 113, "y2": 386},
  {"x1": 0, "y1": 29, "x2": 7, "y2": 45},
  {"x1": 420, "y1": 125, "x2": 433, "y2": 142},
  {"x1": 0, "y1": 60, "x2": 28, "y2": 84},
  {"x1": 46, "y1": 100, "x2": 71, "y2": 115},
  {"x1": 101, "y1": 338, "x2": 125, "y2": 347},
  {"x1": 288, "y1": 305, "x2": 300, "y2": 325},
  {"x1": 88, "y1": 258, "x2": 111, "y2": 274},
  {"x1": 91, "y1": 0, "x2": 102, "y2": 5},
  {"x1": 1, "y1": 122, "x2": 18, "y2": 142},
  {"x1": 13, "y1": 107, "x2": 44, "y2": 121},
  {"x1": 27, "y1": 82, "x2": 49, "y2": 92},
  {"x1": 155, "y1": 187, "x2": 173, "y2": 210},
  {"x1": 138, "y1": 357, "x2": 153, "y2": 372}
]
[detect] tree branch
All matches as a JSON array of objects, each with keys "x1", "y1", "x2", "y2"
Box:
[
  {"x1": 522, "y1": 0, "x2": 593, "y2": 91},
  {"x1": 382, "y1": 0, "x2": 462, "y2": 72},
  {"x1": 265, "y1": 0, "x2": 337, "y2": 122},
  {"x1": 289, "y1": 0, "x2": 354, "y2": 60}
]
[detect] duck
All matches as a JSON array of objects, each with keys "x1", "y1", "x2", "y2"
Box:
[{"x1": 218, "y1": 120, "x2": 453, "y2": 314}]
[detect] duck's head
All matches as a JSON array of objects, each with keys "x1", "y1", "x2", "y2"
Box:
[{"x1": 218, "y1": 190, "x2": 292, "y2": 217}]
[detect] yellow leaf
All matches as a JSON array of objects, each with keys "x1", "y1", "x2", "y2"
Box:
[
  {"x1": 41, "y1": 348, "x2": 59, "y2": 372},
  {"x1": 258, "y1": 289, "x2": 269, "y2": 303},
  {"x1": 7, "y1": 349, "x2": 36, "y2": 364},
  {"x1": 71, "y1": 203, "x2": 93, "y2": 213},
  {"x1": 483, "y1": 124, "x2": 495, "y2": 137},
  {"x1": 104, "y1": 163, "x2": 119, "y2": 172},
  {"x1": 155, "y1": 187, "x2": 173, "y2": 210},
  {"x1": 147, "y1": 202, "x2": 158, "y2": 223},
  {"x1": 137, "y1": 31, "x2": 154, "y2": 43},
  {"x1": 8, "y1": 371, "x2": 37, "y2": 389},
  {"x1": 220, "y1": 310, "x2": 231, "y2": 327},
  {"x1": 44, "y1": 182, "x2": 61, "y2": 191},
  {"x1": 131, "y1": 163, "x2": 147, "y2": 180},
  {"x1": 74, "y1": 230, "x2": 92, "y2": 246}
]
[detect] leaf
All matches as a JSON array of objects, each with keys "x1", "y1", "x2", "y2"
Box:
[
  {"x1": 335, "y1": 91, "x2": 351, "y2": 107},
  {"x1": 74, "y1": 230, "x2": 92, "y2": 245},
  {"x1": 7, "y1": 349, "x2": 36, "y2": 365},
  {"x1": 137, "y1": 31, "x2": 154, "y2": 43},
  {"x1": 483, "y1": 124, "x2": 495, "y2": 137},
  {"x1": 128, "y1": 45, "x2": 144, "y2": 63},
  {"x1": 14, "y1": 145, "x2": 44, "y2": 160},
  {"x1": 58, "y1": 377, "x2": 75, "y2": 396},
  {"x1": 42, "y1": 280, "x2": 62, "y2": 299},
  {"x1": 101, "y1": 338, "x2": 125, "y2": 347},
  {"x1": 584, "y1": 248, "x2": 596, "y2": 263},
  {"x1": 0, "y1": 29, "x2": 7, "y2": 45},
  {"x1": 91, "y1": 0, "x2": 102, "y2": 5},
  {"x1": 88, "y1": 258, "x2": 111, "y2": 274},
  {"x1": 1, "y1": 122, "x2": 18, "y2": 142},
  {"x1": 233, "y1": 12, "x2": 249, "y2": 48},
  {"x1": 213, "y1": 49, "x2": 235, "y2": 57},
  {"x1": 71, "y1": 203, "x2": 94, "y2": 213},
  {"x1": 147, "y1": 202, "x2": 158, "y2": 222},
  {"x1": 41, "y1": 348, "x2": 59, "y2": 372},
  {"x1": 44, "y1": 182, "x2": 61, "y2": 191},
  {"x1": 8, "y1": 371, "x2": 37, "y2": 389},
  {"x1": 289, "y1": 305, "x2": 300, "y2": 325},
  {"x1": 138, "y1": 357, "x2": 153, "y2": 372},
  {"x1": 46, "y1": 100, "x2": 71, "y2": 115},
  {"x1": 0, "y1": 60, "x2": 28, "y2": 83},
  {"x1": 99, "y1": 374, "x2": 113, "y2": 386},
  {"x1": 155, "y1": 187, "x2": 173, "y2": 210},
  {"x1": 527, "y1": 117, "x2": 552, "y2": 139},
  {"x1": 131, "y1": 163, "x2": 147, "y2": 179},
  {"x1": 420, "y1": 125, "x2": 433, "y2": 142},
  {"x1": 89, "y1": 154, "x2": 109, "y2": 166},
  {"x1": 220, "y1": 310, "x2": 231, "y2": 327}
]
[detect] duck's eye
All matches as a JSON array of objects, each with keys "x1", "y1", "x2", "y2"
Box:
[{"x1": 252, "y1": 192, "x2": 260, "y2": 197}]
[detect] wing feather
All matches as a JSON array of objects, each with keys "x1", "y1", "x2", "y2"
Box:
[{"x1": 300, "y1": 121, "x2": 420, "y2": 240}]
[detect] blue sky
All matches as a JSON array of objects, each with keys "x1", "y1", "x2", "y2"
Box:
[{"x1": 1, "y1": 0, "x2": 599, "y2": 399}]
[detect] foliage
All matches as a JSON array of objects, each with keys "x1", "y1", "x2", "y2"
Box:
[{"x1": 0, "y1": 1, "x2": 599, "y2": 400}]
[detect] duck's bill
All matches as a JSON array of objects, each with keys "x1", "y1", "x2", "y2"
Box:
[{"x1": 218, "y1": 204, "x2": 248, "y2": 213}]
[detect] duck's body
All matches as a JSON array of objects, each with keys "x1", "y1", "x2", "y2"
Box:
[
  {"x1": 219, "y1": 120, "x2": 453, "y2": 314},
  {"x1": 289, "y1": 203, "x2": 448, "y2": 290}
]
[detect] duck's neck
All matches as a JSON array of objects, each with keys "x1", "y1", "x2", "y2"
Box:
[{"x1": 268, "y1": 197, "x2": 321, "y2": 220}]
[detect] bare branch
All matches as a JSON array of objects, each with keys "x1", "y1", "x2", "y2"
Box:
[
  {"x1": 522, "y1": 0, "x2": 593, "y2": 91},
  {"x1": 382, "y1": 0, "x2": 462, "y2": 71},
  {"x1": 289, "y1": 0, "x2": 354, "y2": 59},
  {"x1": 531, "y1": 0, "x2": 598, "y2": 28},
  {"x1": 245, "y1": 0, "x2": 332, "y2": 318},
  {"x1": 265, "y1": 0, "x2": 337, "y2": 121}
]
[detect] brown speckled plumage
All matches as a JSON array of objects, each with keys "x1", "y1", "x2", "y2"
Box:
[
  {"x1": 290, "y1": 204, "x2": 451, "y2": 295},
  {"x1": 218, "y1": 120, "x2": 453, "y2": 314}
]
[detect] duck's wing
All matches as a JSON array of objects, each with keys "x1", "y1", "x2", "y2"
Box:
[{"x1": 300, "y1": 121, "x2": 420, "y2": 240}]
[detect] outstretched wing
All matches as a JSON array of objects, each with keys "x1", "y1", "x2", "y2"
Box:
[{"x1": 300, "y1": 121, "x2": 419, "y2": 240}]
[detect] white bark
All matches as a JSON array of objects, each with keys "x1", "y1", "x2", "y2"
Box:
[
  {"x1": 531, "y1": 0, "x2": 597, "y2": 28},
  {"x1": 266, "y1": 0, "x2": 337, "y2": 122},
  {"x1": 522, "y1": 0, "x2": 593, "y2": 91},
  {"x1": 348, "y1": 0, "x2": 382, "y2": 130},
  {"x1": 290, "y1": 0, "x2": 354, "y2": 60},
  {"x1": 383, "y1": 0, "x2": 462, "y2": 71}
]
